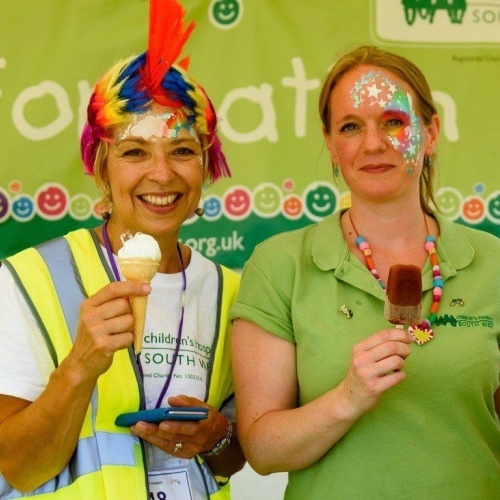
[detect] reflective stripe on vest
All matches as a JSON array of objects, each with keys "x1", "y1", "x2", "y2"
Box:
[
  {"x1": 36, "y1": 236, "x2": 88, "y2": 343},
  {"x1": 2, "y1": 229, "x2": 239, "y2": 499},
  {"x1": 1, "y1": 432, "x2": 140, "y2": 499}
]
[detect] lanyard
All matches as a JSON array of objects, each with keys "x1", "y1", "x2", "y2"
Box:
[{"x1": 102, "y1": 220, "x2": 187, "y2": 408}]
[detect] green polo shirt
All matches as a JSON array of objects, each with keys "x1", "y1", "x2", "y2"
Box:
[{"x1": 231, "y1": 211, "x2": 500, "y2": 500}]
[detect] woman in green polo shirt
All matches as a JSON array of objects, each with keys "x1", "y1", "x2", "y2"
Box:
[{"x1": 231, "y1": 45, "x2": 500, "y2": 499}]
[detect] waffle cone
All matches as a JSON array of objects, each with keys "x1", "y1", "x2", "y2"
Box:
[
  {"x1": 129, "y1": 295, "x2": 148, "y2": 354},
  {"x1": 118, "y1": 257, "x2": 160, "y2": 354}
]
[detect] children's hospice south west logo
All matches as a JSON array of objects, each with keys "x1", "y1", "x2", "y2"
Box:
[{"x1": 373, "y1": 0, "x2": 500, "y2": 44}]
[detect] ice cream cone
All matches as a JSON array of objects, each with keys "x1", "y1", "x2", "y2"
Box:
[{"x1": 119, "y1": 257, "x2": 160, "y2": 354}]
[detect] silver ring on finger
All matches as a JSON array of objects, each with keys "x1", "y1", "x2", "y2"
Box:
[{"x1": 173, "y1": 442, "x2": 183, "y2": 453}]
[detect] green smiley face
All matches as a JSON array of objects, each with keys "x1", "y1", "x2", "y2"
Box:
[
  {"x1": 486, "y1": 191, "x2": 500, "y2": 223},
  {"x1": 304, "y1": 182, "x2": 337, "y2": 221},
  {"x1": 209, "y1": 0, "x2": 242, "y2": 29},
  {"x1": 69, "y1": 194, "x2": 93, "y2": 221},
  {"x1": 253, "y1": 183, "x2": 282, "y2": 217},
  {"x1": 435, "y1": 187, "x2": 462, "y2": 220}
]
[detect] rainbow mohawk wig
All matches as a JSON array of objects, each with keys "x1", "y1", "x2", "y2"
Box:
[{"x1": 81, "y1": 0, "x2": 230, "y2": 183}]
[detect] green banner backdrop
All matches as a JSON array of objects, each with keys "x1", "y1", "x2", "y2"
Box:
[{"x1": 1, "y1": 0, "x2": 499, "y2": 268}]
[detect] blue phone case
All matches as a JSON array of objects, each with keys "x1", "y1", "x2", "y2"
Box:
[{"x1": 115, "y1": 406, "x2": 209, "y2": 427}]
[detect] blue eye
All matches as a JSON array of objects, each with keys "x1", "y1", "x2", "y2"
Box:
[{"x1": 340, "y1": 122, "x2": 358, "y2": 132}]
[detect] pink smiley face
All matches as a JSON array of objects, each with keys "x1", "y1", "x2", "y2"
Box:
[
  {"x1": 35, "y1": 184, "x2": 68, "y2": 220},
  {"x1": 461, "y1": 195, "x2": 485, "y2": 223},
  {"x1": 223, "y1": 186, "x2": 252, "y2": 220},
  {"x1": 282, "y1": 194, "x2": 302, "y2": 219}
]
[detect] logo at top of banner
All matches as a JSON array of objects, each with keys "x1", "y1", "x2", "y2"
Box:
[
  {"x1": 374, "y1": 0, "x2": 500, "y2": 43},
  {"x1": 402, "y1": 0, "x2": 467, "y2": 25}
]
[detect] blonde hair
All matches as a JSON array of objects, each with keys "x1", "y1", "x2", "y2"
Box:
[
  {"x1": 91, "y1": 141, "x2": 111, "y2": 216},
  {"x1": 319, "y1": 45, "x2": 438, "y2": 213}
]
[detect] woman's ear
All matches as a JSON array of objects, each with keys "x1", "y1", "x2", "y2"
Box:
[{"x1": 425, "y1": 114, "x2": 440, "y2": 156}]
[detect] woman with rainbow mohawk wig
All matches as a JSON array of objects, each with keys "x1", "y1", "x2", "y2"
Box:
[
  {"x1": 81, "y1": 0, "x2": 231, "y2": 208},
  {"x1": 0, "y1": 1, "x2": 244, "y2": 499}
]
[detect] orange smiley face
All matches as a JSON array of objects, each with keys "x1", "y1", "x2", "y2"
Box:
[
  {"x1": 282, "y1": 194, "x2": 302, "y2": 219},
  {"x1": 461, "y1": 195, "x2": 485, "y2": 223}
]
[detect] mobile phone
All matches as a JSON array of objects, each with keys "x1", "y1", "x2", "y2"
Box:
[{"x1": 115, "y1": 406, "x2": 209, "y2": 427}]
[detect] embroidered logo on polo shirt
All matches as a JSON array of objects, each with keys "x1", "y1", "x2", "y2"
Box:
[{"x1": 434, "y1": 314, "x2": 493, "y2": 328}]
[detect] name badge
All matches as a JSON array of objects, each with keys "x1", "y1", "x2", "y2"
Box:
[{"x1": 149, "y1": 468, "x2": 193, "y2": 499}]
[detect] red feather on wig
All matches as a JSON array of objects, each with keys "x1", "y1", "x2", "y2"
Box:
[{"x1": 142, "y1": 0, "x2": 195, "y2": 107}]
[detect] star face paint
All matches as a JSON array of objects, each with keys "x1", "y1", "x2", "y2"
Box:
[
  {"x1": 116, "y1": 110, "x2": 200, "y2": 144},
  {"x1": 350, "y1": 71, "x2": 423, "y2": 168}
]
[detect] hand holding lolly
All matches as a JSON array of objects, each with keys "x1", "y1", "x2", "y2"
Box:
[
  {"x1": 117, "y1": 232, "x2": 161, "y2": 354},
  {"x1": 384, "y1": 264, "x2": 422, "y2": 326}
]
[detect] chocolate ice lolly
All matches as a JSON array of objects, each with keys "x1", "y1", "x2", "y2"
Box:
[{"x1": 384, "y1": 264, "x2": 422, "y2": 326}]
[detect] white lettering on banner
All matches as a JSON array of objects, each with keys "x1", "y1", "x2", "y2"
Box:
[
  {"x1": 218, "y1": 83, "x2": 278, "y2": 143},
  {"x1": 0, "y1": 57, "x2": 6, "y2": 98},
  {"x1": 12, "y1": 81, "x2": 73, "y2": 140},
  {"x1": 431, "y1": 91, "x2": 459, "y2": 142},
  {"x1": 281, "y1": 57, "x2": 320, "y2": 138},
  {"x1": 3, "y1": 60, "x2": 458, "y2": 144},
  {"x1": 181, "y1": 231, "x2": 245, "y2": 258}
]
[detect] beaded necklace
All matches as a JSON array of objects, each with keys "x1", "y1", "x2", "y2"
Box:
[{"x1": 348, "y1": 210, "x2": 443, "y2": 345}]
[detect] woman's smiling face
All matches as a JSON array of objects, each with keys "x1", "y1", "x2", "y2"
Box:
[
  {"x1": 105, "y1": 104, "x2": 204, "y2": 240},
  {"x1": 323, "y1": 65, "x2": 438, "y2": 204}
]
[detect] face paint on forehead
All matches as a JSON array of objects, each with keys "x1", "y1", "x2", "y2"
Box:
[
  {"x1": 351, "y1": 70, "x2": 424, "y2": 167},
  {"x1": 115, "y1": 110, "x2": 200, "y2": 144},
  {"x1": 350, "y1": 70, "x2": 398, "y2": 109}
]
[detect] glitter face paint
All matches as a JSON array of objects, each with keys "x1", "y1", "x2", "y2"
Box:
[
  {"x1": 116, "y1": 110, "x2": 200, "y2": 144},
  {"x1": 350, "y1": 71, "x2": 423, "y2": 170},
  {"x1": 115, "y1": 110, "x2": 203, "y2": 167}
]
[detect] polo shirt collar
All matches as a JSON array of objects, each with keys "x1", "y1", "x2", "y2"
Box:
[
  {"x1": 311, "y1": 210, "x2": 347, "y2": 272},
  {"x1": 311, "y1": 209, "x2": 475, "y2": 300}
]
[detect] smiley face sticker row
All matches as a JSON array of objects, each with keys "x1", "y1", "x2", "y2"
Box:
[
  {"x1": 0, "y1": 184, "x2": 96, "y2": 223},
  {"x1": 1, "y1": 183, "x2": 499, "y2": 225}
]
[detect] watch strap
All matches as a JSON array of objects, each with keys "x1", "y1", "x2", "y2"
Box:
[{"x1": 201, "y1": 418, "x2": 233, "y2": 457}]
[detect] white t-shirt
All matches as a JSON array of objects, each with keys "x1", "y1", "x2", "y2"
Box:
[{"x1": 0, "y1": 248, "x2": 234, "y2": 499}]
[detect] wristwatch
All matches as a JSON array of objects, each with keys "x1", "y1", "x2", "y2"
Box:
[{"x1": 201, "y1": 419, "x2": 233, "y2": 457}]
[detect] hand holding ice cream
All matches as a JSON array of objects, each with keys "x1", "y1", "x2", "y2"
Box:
[{"x1": 118, "y1": 232, "x2": 161, "y2": 354}]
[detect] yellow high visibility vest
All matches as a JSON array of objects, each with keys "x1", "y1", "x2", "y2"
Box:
[{"x1": 2, "y1": 229, "x2": 239, "y2": 499}]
